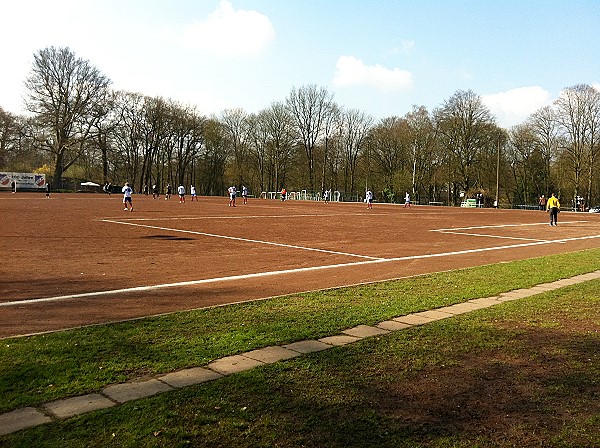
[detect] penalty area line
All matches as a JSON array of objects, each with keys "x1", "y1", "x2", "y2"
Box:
[{"x1": 100, "y1": 219, "x2": 384, "y2": 260}]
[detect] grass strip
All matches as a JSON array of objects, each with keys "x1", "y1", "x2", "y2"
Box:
[
  {"x1": 1, "y1": 248, "x2": 600, "y2": 414},
  {"x1": 3, "y1": 273, "x2": 599, "y2": 446}
]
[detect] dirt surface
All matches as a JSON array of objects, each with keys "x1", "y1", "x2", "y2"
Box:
[{"x1": 3, "y1": 192, "x2": 600, "y2": 339}]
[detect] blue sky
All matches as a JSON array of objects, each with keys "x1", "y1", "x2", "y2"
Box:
[{"x1": 1, "y1": 0, "x2": 599, "y2": 127}]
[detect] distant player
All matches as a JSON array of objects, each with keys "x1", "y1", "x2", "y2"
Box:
[
  {"x1": 122, "y1": 182, "x2": 133, "y2": 212},
  {"x1": 165, "y1": 184, "x2": 172, "y2": 200},
  {"x1": 547, "y1": 192, "x2": 560, "y2": 226},
  {"x1": 242, "y1": 185, "x2": 249, "y2": 204},
  {"x1": 404, "y1": 192, "x2": 411, "y2": 208},
  {"x1": 366, "y1": 190, "x2": 373, "y2": 209},
  {"x1": 323, "y1": 189, "x2": 330, "y2": 204},
  {"x1": 152, "y1": 184, "x2": 159, "y2": 199},
  {"x1": 178, "y1": 185, "x2": 186, "y2": 203},
  {"x1": 228, "y1": 185, "x2": 237, "y2": 207},
  {"x1": 190, "y1": 185, "x2": 198, "y2": 201}
]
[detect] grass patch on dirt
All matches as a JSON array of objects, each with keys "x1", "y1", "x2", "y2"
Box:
[
  {"x1": 3, "y1": 272, "x2": 599, "y2": 447},
  {"x1": 1, "y1": 248, "x2": 600, "y2": 414}
]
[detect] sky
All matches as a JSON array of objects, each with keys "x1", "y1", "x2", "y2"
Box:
[{"x1": 1, "y1": 0, "x2": 599, "y2": 128}]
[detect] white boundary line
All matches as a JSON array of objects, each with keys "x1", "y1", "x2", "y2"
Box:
[
  {"x1": 433, "y1": 220, "x2": 591, "y2": 242},
  {"x1": 435, "y1": 231, "x2": 547, "y2": 242},
  {"x1": 112, "y1": 212, "x2": 384, "y2": 222},
  {"x1": 4, "y1": 232, "x2": 600, "y2": 308},
  {"x1": 434, "y1": 221, "x2": 588, "y2": 232},
  {"x1": 100, "y1": 219, "x2": 384, "y2": 260}
]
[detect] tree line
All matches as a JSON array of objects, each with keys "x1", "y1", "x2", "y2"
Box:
[{"x1": 1, "y1": 46, "x2": 599, "y2": 208}]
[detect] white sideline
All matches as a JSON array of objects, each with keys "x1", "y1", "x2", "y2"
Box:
[{"x1": 4, "y1": 232, "x2": 600, "y2": 308}]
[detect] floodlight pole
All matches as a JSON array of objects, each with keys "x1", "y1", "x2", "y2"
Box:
[{"x1": 495, "y1": 137, "x2": 500, "y2": 208}]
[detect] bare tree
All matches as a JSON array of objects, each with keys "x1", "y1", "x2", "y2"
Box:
[
  {"x1": 554, "y1": 84, "x2": 600, "y2": 208},
  {"x1": 200, "y1": 118, "x2": 229, "y2": 196},
  {"x1": 339, "y1": 108, "x2": 373, "y2": 195},
  {"x1": 434, "y1": 90, "x2": 497, "y2": 200},
  {"x1": 528, "y1": 106, "x2": 559, "y2": 196},
  {"x1": 405, "y1": 105, "x2": 438, "y2": 201},
  {"x1": 0, "y1": 107, "x2": 18, "y2": 168},
  {"x1": 24, "y1": 46, "x2": 111, "y2": 188},
  {"x1": 171, "y1": 103, "x2": 205, "y2": 188},
  {"x1": 368, "y1": 116, "x2": 411, "y2": 197},
  {"x1": 319, "y1": 102, "x2": 341, "y2": 194},
  {"x1": 286, "y1": 84, "x2": 334, "y2": 191},
  {"x1": 507, "y1": 123, "x2": 540, "y2": 203},
  {"x1": 221, "y1": 108, "x2": 250, "y2": 186},
  {"x1": 252, "y1": 102, "x2": 296, "y2": 192}
]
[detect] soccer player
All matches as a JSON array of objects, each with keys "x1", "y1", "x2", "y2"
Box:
[
  {"x1": 366, "y1": 190, "x2": 373, "y2": 209},
  {"x1": 547, "y1": 193, "x2": 560, "y2": 226},
  {"x1": 190, "y1": 185, "x2": 198, "y2": 201},
  {"x1": 242, "y1": 185, "x2": 249, "y2": 204},
  {"x1": 122, "y1": 182, "x2": 133, "y2": 212},
  {"x1": 178, "y1": 184, "x2": 186, "y2": 203},
  {"x1": 228, "y1": 185, "x2": 237, "y2": 207}
]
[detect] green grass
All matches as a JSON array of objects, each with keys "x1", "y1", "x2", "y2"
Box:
[
  {"x1": 1, "y1": 248, "x2": 600, "y2": 414},
  {"x1": 1, "y1": 249, "x2": 600, "y2": 446},
  {"x1": 3, "y1": 266, "x2": 600, "y2": 447}
]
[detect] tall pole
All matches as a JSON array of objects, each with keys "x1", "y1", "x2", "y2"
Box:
[{"x1": 495, "y1": 137, "x2": 500, "y2": 208}]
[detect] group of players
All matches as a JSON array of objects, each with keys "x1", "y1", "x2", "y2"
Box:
[{"x1": 120, "y1": 183, "x2": 201, "y2": 212}]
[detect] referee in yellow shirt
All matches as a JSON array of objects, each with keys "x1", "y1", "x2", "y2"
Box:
[{"x1": 546, "y1": 193, "x2": 560, "y2": 226}]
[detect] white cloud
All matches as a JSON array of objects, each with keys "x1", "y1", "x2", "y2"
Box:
[
  {"x1": 482, "y1": 86, "x2": 552, "y2": 128},
  {"x1": 333, "y1": 56, "x2": 413, "y2": 92},
  {"x1": 178, "y1": 0, "x2": 275, "y2": 57}
]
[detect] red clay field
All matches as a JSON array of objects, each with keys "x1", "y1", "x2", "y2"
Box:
[{"x1": 3, "y1": 193, "x2": 600, "y2": 339}]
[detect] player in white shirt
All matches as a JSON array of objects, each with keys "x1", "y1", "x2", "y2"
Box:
[
  {"x1": 177, "y1": 185, "x2": 185, "y2": 203},
  {"x1": 122, "y1": 182, "x2": 133, "y2": 212},
  {"x1": 228, "y1": 186, "x2": 237, "y2": 207},
  {"x1": 190, "y1": 185, "x2": 198, "y2": 201}
]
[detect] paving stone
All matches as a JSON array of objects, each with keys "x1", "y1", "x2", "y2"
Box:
[
  {"x1": 468, "y1": 297, "x2": 501, "y2": 307},
  {"x1": 528, "y1": 284, "x2": 558, "y2": 292},
  {"x1": 342, "y1": 325, "x2": 389, "y2": 338},
  {"x1": 159, "y1": 367, "x2": 222, "y2": 388},
  {"x1": 244, "y1": 346, "x2": 302, "y2": 363},
  {"x1": 42, "y1": 393, "x2": 115, "y2": 419},
  {"x1": 574, "y1": 272, "x2": 600, "y2": 281},
  {"x1": 283, "y1": 339, "x2": 332, "y2": 353},
  {"x1": 441, "y1": 302, "x2": 486, "y2": 314},
  {"x1": 393, "y1": 314, "x2": 434, "y2": 325},
  {"x1": 376, "y1": 320, "x2": 412, "y2": 331},
  {"x1": 497, "y1": 293, "x2": 529, "y2": 302},
  {"x1": 498, "y1": 290, "x2": 533, "y2": 300},
  {"x1": 415, "y1": 309, "x2": 457, "y2": 320},
  {"x1": 0, "y1": 407, "x2": 52, "y2": 435},
  {"x1": 552, "y1": 279, "x2": 580, "y2": 287},
  {"x1": 103, "y1": 379, "x2": 172, "y2": 403},
  {"x1": 318, "y1": 334, "x2": 360, "y2": 346},
  {"x1": 207, "y1": 354, "x2": 264, "y2": 375}
]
